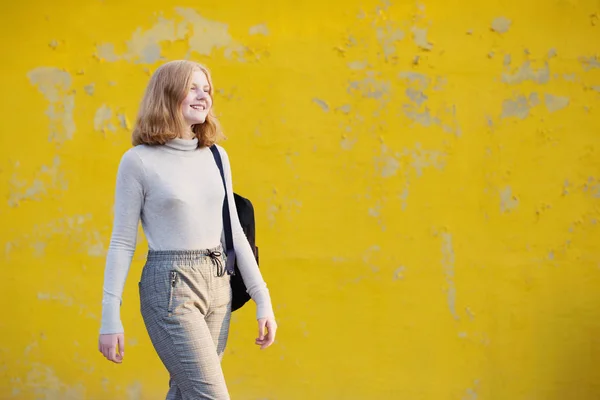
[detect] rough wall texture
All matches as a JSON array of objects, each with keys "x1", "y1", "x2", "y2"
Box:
[{"x1": 1, "y1": 0, "x2": 600, "y2": 399}]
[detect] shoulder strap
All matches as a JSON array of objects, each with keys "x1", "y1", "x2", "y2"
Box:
[{"x1": 209, "y1": 145, "x2": 236, "y2": 275}]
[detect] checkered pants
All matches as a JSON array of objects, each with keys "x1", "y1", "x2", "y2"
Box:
[{"x1": 139, "y1": 247, "x2": 232, "y2": 399}]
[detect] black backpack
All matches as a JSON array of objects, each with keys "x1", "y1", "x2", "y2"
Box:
[{"x1": 210, "y1": 145, "x2": 256, "y2": 312}]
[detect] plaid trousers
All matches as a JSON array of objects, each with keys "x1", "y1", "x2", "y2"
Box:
[{"x1": 139, "y1": 247, "x2": 232, "y2": 400}]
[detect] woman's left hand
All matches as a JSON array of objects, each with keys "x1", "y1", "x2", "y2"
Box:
[{"x1": 256, "y1": 317, "x2": 277, "y2": 349}]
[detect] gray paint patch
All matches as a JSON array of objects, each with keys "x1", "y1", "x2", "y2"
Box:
[
  {"x1": 403, "y1": 107, "x2": 441, "y2": 127},
  {"x1": 502, "y1": 61, "x2": 550, "y2": 84},
  {"x1": 27, "y1": 67, "x2": 76, "y2": 143},
  {"x1": 411, "y1": 27, "x2": 433, "y2": 50},
  {"x1": 8, "y1": 156, "x2": 68, "y2": 207},
  {"x1": 94, "y1": 105, "x2": 116, "y2": 132},
  {"x1": 398, "y1": 71, "x2": 429, "y2": 88},
  {"x1": 97, "y1": 11, "x2": 241, "y2": 64},
  {"x1": 380, "y1": 155, "x2": 400, "y2": 177},
  {"x1": 348, "y1": 74, "x2": 391, "y2": 106},
  {"x1": 376, "y1": 25, "x2": 405, "y2": 57},
  {"x1": 348, "y1": 60, "x2": 368, "y2": 70},
  {"x1": 399, "y1": 72, "x2": 460, "y2": 135},
  {"x1": 176, "y1": 8, "x2": 237, "y2": 57},
  {"x1": 501, "y1": 95, "x2": 534, "y2": 119},
  {"x1": 491, "y1": 17, "x2": 512, "y2": 33},
  {"x1": 337, "y1": 104, "x2": 352, "y2": 114},
  {"x1": 405, "y1": 88, "x2": 428, "y2": 107},
  {"x1": 27, "y1": 67, "x2": 71, "y2": 102},
  {"x1": 504, "y1": 54, "x2": 512, "y2": 66},
  {"x1": 312, "y1": 98, "x2": 329, "y2": 112},
  {"x1": 500, "y1": 186, "x2": 518, "y2": 212},
  {"x1": 340, "y1": 137, "x2": 357, "y2": 150},
  {"x1": 547, "y1": 48, "x2": 557, "y2": 58},
  {"x1": 96, "y1": 43, "x2": 120, "y2": 62},
  {"x1": 544, "y1": 94, "x2": 569, "y2": 112},
  {"x1": 249, "y1": 23, "x2": 269, "y2": 36},
  {"x1": 408, "y1": 145, "x2": 446, "y2": 176},
  {"x1": 580, "y1": 55, "x2": 600, "y2": 70},
  {"x1": 84, "y1": 84, "x2": 95, "y2": 96},
  {"x1": 393, "y1": 266, "x2": 405, "y2": 280},
  {"x1": 117, "y1": 113, "x2": 130, "y2": 129},
  {"x1": 127, "y1": 381, "x2": 143, "y2": 400},
  {"x1": 441, "y1": 232, "x2": 459, "y2": 320},
  {"x1": 529, "y1": 92, "x2": 540, "y2": 107}
]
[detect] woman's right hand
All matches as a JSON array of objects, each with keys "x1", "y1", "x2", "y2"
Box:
[{"x1": 99, "y1": 333, "x2": 125, "y2": 364}]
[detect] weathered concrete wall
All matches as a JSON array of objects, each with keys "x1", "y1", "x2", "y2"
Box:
[{"x1": 1, "y1": 0, "x2": 600, "y2": 399}]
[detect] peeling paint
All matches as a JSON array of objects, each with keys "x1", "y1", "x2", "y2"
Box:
[
  {"x1": 27, "y1": 67, "x2": 76, "y2": 143},
  {"x1": 337, "y1": 104, "x2": 352, "y2": 114},
  {"x1": 117, "y1": 113, "x2": 130, "y2": 129},
  {"x1": 96, "y1": 9, "x2": 243, "y2": 64},
  {"x1": 94, "y1": 104, "x2": 116, "y2": 132},
  {"x1": 441, "y1": 232, "x2": 459, "y2": 320},
  {"x1": 175, "y1": 8, "x2": 239, "y2": 58},
  {"x1": 502, "y1": 61, "x2": 550, "y2": 85},
  {"x1": 84, "y1": 84, "x2": 95, "y2": 96},
  {"x1": 398, "y1": 71, "x2": 460, "y2": 134},
  {"x1": 411, "y1": 27, "x2": 433, "y2": 51},
  {"x1": 376, "y1": 25, "x2": 405, "y2": 58},
  {"x1": 127, "y1": 381, "x2": 143, "y2": 400},
  {"x1": 348, "y1": 60, "x2": 368, "y2": 70},
  {"x1": 545, "y1": 94, "x2": 570, "y2": 112},
  {"x1": 500, "y1": 186, "x2": 519, "y2": 213},
  {"x1": 249, "y1": 23, "x2": 269, "y2": 36},
  {"x1": 501, "y1": 94, "x2": 538, "y2": 119},
  {"x1": 340, "y1": 136, "x2": 357, "y2": 150},
  {"x1": 491, "y1": 16, "x2": 512, "y2": 33},
  {"x1": 95, "y1": 43, "x2": 120, "y2": 62},
  {"x1": 37, "y1": 292, "x2": 74, "y2": 307},
  {"x1": 312, "y1": 98, "x2": 329, "y2": 112},
  {"x1": 348, "y1": 73, "x2": 391, "y2": 108},
  {"x1": 23, "y1": 363, "x2": 85, "y2": 399},
  {"x1": 408, "y1": 144, "x2": 446, "y2": 177},
  {"x1": 393, "y1": 266, "x2": 405, "y2": 280},
  {"x1": 8, "y1": 156, "x2": 68, "y2": 207},
  {"x1": 579, "y1": 55, "x2": 600, "y2": 70}
]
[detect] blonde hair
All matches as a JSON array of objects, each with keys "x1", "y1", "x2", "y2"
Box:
[{"x1": 131, "y1": 60, "x2": 224, "y2": 148}]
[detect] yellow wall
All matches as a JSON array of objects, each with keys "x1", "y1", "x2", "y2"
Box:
[{"x1": 1, "y1": 0, "x2": 600, "y2": 399}]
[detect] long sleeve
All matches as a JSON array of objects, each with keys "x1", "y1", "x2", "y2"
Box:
[
  {"x1": 100, "y1": 149, "x2": 146, "y2": 334},
  {"x1": 218, "y1": 146, "x2": 275, "y2": 320}
]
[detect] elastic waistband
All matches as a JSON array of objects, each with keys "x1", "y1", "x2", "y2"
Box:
[{"x1": 146, "y1": 246, "x2": 224, "y2": 262}]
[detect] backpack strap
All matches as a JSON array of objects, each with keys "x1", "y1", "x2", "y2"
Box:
[{"x1": 210, "y1": 145, "x2": 236, "y2": 275}]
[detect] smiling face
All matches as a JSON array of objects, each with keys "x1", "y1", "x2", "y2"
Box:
[{"x1": 181, "y1": 69, "x2": 212, "y2": 127}]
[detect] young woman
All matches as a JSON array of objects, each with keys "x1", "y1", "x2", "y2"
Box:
[{"x1": 98, "y1": 59, "x2": 277, "y2": 399}]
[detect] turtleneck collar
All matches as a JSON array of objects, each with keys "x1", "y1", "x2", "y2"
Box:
[{"x1": 164, "y1": 137, "x2": 198, "y2": 151}]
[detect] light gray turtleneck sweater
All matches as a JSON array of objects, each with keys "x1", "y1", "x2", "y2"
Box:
[{"x1": 100, "y1": 138, "x2": 274, "y2": 335}]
